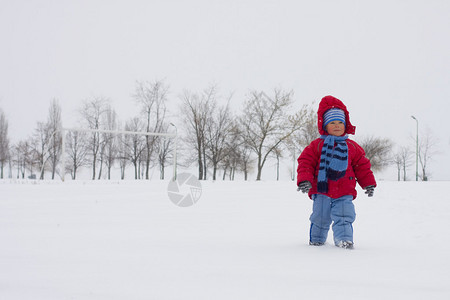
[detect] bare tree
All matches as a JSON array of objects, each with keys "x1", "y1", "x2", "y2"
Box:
[
  {"x1": 31, "y1": 121, "x2": 52, "y2": 179},
  {"x1": 79, "y1": 97, "x2": 110, "y2": 180},
  {"x1": 0, "y1": 109, "x2": 10, "y2": 178},
  {"x1": 134, "y1": 80, "x2": 168, "y2": 180},
  {"x1": 273, "y1": 146, "x2": 283, "y2": 181},
  {"x1": 393, "y1": 147, "x2": 411, "y2": 181},
  {"x1": 418, "y1": 128, "x2": 437, "y2": 181},
  {"x1": 12, "y1": 140, "x2": 32, "y2": 178},
  {"x1": 397, "y1": 147, "x2": 413, "y2": 181},
  {"x1": 285, "y1": 103, "x2": 316, "y2": 180},
  {"x1": 157, "y1": 122, "x2": 173, "y2": 180},
  {"x1": 239, "y1": 89, "x2": 305, "y2": 180},
  {"x1": 7, "y1": 148, "x2": 13, "y2": 179},
  {"x1": 124, "y1": 117, "x2": 145, "y2": 179},
  {"x1": 205, "y1": 98, "x2": 234, "y2": 180},
  {"x1": 295, "y1": 104, "x2": 318, "y2": 149},
  {"x1": 393, "y1": 152, "x2": 402, "y2": 181},
  {"x1": 101, "y1": 106, "x2": 118, "y2": 180},
  {"x1": 220, "y1": 122, "x2": 239, "y2": 180},
  {"x1": 239, "y1": 143, "x2": 254, "y2": 181},
  {"x1": 220, "y1": 148, "x2": 235, "y2": 180},
  {"x1": 180, "y1": 91, "x2": 202, "y2": 179},
  {"x1": 47, "y1": 99, "x2": 62, "y2": 179},
  {"x1": 357, "y1": 135, "x2": 394, "y2": 172},
  {"x1": 116, "y1": 131, "x2": 129, "y2": 180},
  {"x1": 65, "y1": 131, "x2": 89, "y2": 179},
  {"x1": 221, "y1": 122, "x2": 254, "y2": 181},
  {"x1": 180, "y1": 87, "x2": 216, "y2": 180},
  {"x1": 25, "y1": 101, "x2": 63, "y2": 180}
]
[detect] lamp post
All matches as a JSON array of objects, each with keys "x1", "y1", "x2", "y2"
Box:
[
  {"x1": 170, "y1": 123, "x2": 178, "y2": 180},
  {"x1": 411, "y1": 116, "x2": 419, "y2": 181}
]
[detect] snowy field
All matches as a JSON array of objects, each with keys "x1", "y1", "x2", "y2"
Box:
[{"x1": 1, "y1": 179, "x2": 449, "y2": 300}]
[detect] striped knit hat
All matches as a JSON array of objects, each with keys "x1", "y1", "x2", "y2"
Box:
[{"x1": 323, "y1": 108, "x2": 346, "y2": 129}]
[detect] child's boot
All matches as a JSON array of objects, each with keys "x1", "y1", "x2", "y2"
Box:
[
  {"x1": 336, "y1": 240, "x2": 354, "y2": 249},
  {"x1": 309, "y1": 241, "x2": 325, "y2": 246}
]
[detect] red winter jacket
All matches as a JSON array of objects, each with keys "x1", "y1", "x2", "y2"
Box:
[{"x1": 297, "y1": 96, "x2": 376, "y2": 199}]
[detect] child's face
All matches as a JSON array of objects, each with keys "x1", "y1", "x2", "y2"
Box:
[{"x1": 325, "y1": 121, "x2": 345, "y2": 136}]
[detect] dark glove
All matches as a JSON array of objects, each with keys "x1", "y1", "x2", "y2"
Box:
[
  {"x1": 297, "y1": 181, "x2": 312, "y2": 194},
  {"x1": 364, "y1": 185, "x2": 375, "y2": 197}
]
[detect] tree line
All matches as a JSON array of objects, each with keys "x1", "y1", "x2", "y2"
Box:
[{"x1": 0, "y1": 81, "x2": 436, "y2": 181}]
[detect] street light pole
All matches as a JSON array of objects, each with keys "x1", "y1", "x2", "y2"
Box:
[
  {"x1": 411, "y1": 116, "x2": 419, "y2": 181},
  {"x1": 170, "y1": 123, "x2": 178, "y2": 181}
]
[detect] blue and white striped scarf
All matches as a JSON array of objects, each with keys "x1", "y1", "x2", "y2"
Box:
[{"x1": 317, "y1": 134, "x2": 349, "y2": 193}]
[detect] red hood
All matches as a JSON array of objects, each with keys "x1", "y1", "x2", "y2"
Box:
[{"x1": 317, "y1": 95, "x2": 356, "y2": 135}]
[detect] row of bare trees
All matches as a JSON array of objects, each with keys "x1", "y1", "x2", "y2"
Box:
[
  {"x1": 2, "y1": 81, "x2": 172, "y2": 181},
  {"x1": 2, "y1": 83, "x2": 314, "y2": 181},
  {"x1": 391, "y1": 129, "x2": 437, "y2": 181},
  {"x1": 180, "y1": 87, "x2": 317, "y2": 181},
  {"x1": 355, "y1": 131, "x2": 437, "y2": 181},
  {"x1": 65, "y1": 81, "x2": 171, "y2": 180},
  {"x1": 3, "y1": 100, "x2": 62, "y2": 180},
  {"x1": 0, "y1": 82, "x2": 437, "y2": 181}
]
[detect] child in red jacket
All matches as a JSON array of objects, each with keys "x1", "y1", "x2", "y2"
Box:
[{"x1": 297, "y1": 96, "x2": 376, "y2": 249}]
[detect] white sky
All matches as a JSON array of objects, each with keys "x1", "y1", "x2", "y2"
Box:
[{"x1": 0, "y1": 0, "x2": 449, "y2": 179}]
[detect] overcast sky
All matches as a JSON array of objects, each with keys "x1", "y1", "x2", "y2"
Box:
[{"x1": 1, "y1": 0, "x2": 449, "y2": 179}]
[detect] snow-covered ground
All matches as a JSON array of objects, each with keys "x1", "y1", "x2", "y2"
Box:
[{"x1": 1, "y1": 179, "x2": 449, "y2": 300}]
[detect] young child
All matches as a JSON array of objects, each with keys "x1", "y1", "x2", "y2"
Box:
[{"x1": 297, "y1": 95, "x2": 376, "y2": 249}]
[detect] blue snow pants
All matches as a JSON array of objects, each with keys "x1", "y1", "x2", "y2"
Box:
[{"x1": 309, "y1": 194, "x2": 356, "y2": 245}]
